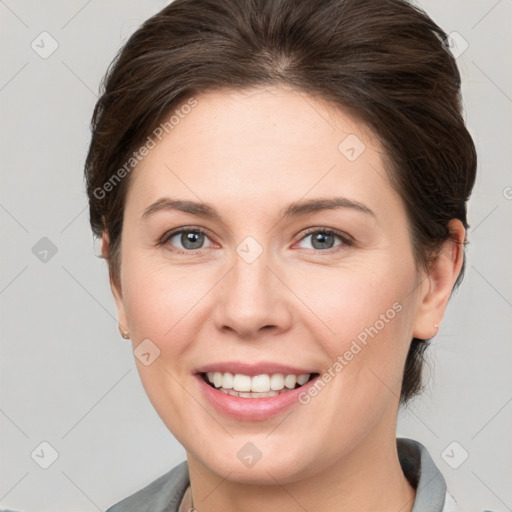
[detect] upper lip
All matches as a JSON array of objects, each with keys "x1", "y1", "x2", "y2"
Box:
[{"x1": 195, "y1": 361, "x2": 318, "y2": 376}]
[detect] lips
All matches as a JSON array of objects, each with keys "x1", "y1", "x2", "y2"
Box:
[
  {"x1": 195, "y1": 361, "x2": 320, "y2": 399},
  {"x1": 194, "y1": 361, "x2": 318, "y2": 376},
  {"x1": 191, "y1": 360, "x2": 321, "y2": 420}
]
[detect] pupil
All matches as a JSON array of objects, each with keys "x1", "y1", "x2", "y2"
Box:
[
  {"x1": 312, "y1": 232, "x2": 333, "y2": 250},
  {"x1": 182, "y1": 231, "x2": 203, "y2": 250}
]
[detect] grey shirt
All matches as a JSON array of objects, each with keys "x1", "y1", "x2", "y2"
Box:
[{"x1": 105, "y1": 437, "x2": 460, "y2": 512}]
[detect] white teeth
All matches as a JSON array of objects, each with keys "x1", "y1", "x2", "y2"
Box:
[
  {"x1": 223, "y1": 389, "x2": 281, "y2": 398},
  {"x1": 251, "y1": 374, "x2": 270, "y2": 392},
  {"x1": 233, "y1": 374, "x2": 252, "y2": 392},
  {"x1": 297, "y1": 374, "x2": 310, "y2": 385},
  {"x1": 284, "y1": 375, "x2": 297, "y2": 389},
  {"x1": 270, "y1": 373, "x2": 284, "y2": 390},
  {"x1": 204, "y1": 371, "x2": 312, "y2": 394},
  {"x1": 222, "y1": 372, "x2": 234, "y2": 389},
  {"x1": 213, "y1": 372, "x2": 223, "y2": 388}
]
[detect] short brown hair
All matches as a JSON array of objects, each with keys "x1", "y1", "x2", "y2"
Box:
[{"x1": 85, "y1": 0, "x2": 477, "y2": 404}]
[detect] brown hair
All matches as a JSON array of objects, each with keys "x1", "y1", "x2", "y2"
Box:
[{"x1": 85, "y1": 0, "x2": 477, "y2": 404}]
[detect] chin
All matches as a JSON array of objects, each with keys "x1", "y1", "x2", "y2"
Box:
[{"x1": 193, "y1": 440, "x2": 319, "y2": 485}]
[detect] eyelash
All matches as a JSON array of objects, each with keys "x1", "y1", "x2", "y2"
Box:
[{"x1": 159, "y1": 226, "x2": 353, "y2": 255}]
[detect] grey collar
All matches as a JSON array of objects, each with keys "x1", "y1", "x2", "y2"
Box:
[{"x1": 397, "y1": 437, "x2": 447, "y2": 511}]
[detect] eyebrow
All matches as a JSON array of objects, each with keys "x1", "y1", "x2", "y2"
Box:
[
  {"x1": 282, "y1": 197, "x2": 375, "y2": 218},
  {"x1": 141, "y1": 198, "x2": 220, "y2": 221},
  {"x1": 141, "y1": 196, "x2": 375, "y2": 222}
]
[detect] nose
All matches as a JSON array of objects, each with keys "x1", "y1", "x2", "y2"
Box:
[{"x1": 213, "y1": 245, "x2": 293, "y2": 340}]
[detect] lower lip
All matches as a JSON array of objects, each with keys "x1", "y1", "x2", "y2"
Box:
[{"x1": 195, "y1": 374, "x2": 320, "y2": 421}]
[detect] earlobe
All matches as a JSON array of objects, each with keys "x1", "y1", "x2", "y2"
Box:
[
  {"x1": 101, "y1": 232, "x2": 129, "y2": 335},
  {"x1": 101, "y1": 232, "x2": 110, "y2": 260},
  {"x1": 412, "y1": 220, "x2": 465, "y2": 340}
]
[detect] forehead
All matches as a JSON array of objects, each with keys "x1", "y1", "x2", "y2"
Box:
[
  {"x1": 125, "y1": 86, "x2": 399, "y2": 221},
  {"x1": 159, "y1": 86, "x2": 382, "y2": 157}
]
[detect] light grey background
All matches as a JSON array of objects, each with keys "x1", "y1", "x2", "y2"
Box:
[{"x1": 0, "y1": 0, "x2": 511, "y2": 510}]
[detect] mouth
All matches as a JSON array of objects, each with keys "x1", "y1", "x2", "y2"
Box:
[{"x1": 199, "y1": 371, "x2": 320, "y2": 399}]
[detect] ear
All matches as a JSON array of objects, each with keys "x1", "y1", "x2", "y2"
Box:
[
  {"x1": 412, "y1": 219, "x2": 465, "y2": 339},
  {"x1": 101, "y1": 232, "x2": 128, "y2": 331}
]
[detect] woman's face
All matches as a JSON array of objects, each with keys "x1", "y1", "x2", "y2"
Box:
[{"x1": 110, "y1": 86, "x2": 433, "y2": 484}]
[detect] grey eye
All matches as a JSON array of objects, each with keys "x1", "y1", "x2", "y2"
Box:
[
  {"x1": 309, "y1": 232, "x2": 337, "y2": 250},
  {"x1": 297, "y1": 230, "x2": 345, "y2": 251},
  {"x1": 166, "y1": 229, "x2": 211, "y2": 251}
]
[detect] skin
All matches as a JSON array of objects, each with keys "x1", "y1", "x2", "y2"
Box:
[{"x1": 103, "y1": 86, "x2": 464, "y2": 512}]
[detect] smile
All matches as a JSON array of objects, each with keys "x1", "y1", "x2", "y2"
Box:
[{"x1": 201, "y1": 371, "x2": 319, "y2": 398}]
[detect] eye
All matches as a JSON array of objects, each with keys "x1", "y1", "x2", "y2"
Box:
[
  {"x1": 295, "y1": 228, "x2": 352, "y2": 252},
  {"x1": 160, "y1": 227, "x2": 214, "y2": 252},
  {"x1": 159, "y1": 226, "x2": 352, "y2": 254}
]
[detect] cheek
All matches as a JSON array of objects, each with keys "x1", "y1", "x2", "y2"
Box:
[
  {"x1": 120, "y1": 252, "x2": 200, "y2": 349},
  {"x1": 297, "y1": 258, "x2": 413, "y2": 336},
  {"x1": 299, "y1": 259, "x2": 416, "y2": 394},
  {"x1": 119, "y1": 255, "x2": 199, "y2": 428}
]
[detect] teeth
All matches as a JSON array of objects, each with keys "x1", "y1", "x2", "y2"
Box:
[
  {"x1": 233, "y1": 373, "x2": 252, "y2": 392},
  {"x1": 204, "y1": 371, "x2": 312, "y2": 393},
  {"x1": 296, "y1": 374, "x2": 310, "y2": 385},
  {"x1": 270, "y1": 373, "x2": 284, "y2": 390},
  {"x1": 251, "y1": 374, "x2": 270, "y2": 392},
  {"x1": 222, "y1": 372, "x2": 234, "y2": 389},
  {"x1": 284, "y1": 375, "x2": 297, "y2": 389},
  {"x1": 213, "y1": 372, "x2": 223, "y2": 388},
  {"x1": 224, "y1": 389, "x2": 281, "y2": 398}
]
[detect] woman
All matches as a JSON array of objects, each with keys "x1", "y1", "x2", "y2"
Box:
[{"x1": 85, "y1": 0, "x2": 477, "y2": 510}]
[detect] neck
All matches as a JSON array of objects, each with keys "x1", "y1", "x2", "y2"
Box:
[{"x1": 184, "y1": 430, "x2": 416, "y2": 512}]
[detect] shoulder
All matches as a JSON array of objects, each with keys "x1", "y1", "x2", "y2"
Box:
[
  {"x1": 398, "y1": 438, "x2": 491, "y2": 512},
  {"x1": 105, "y1": 460, "x2": 189, "y2": 512},
  {"x1": 442, "y1": 490, "x2": 460, "y2": 512},
  {"x1": 397, "y1": 437, "x2": 454, "y2": 512}
]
